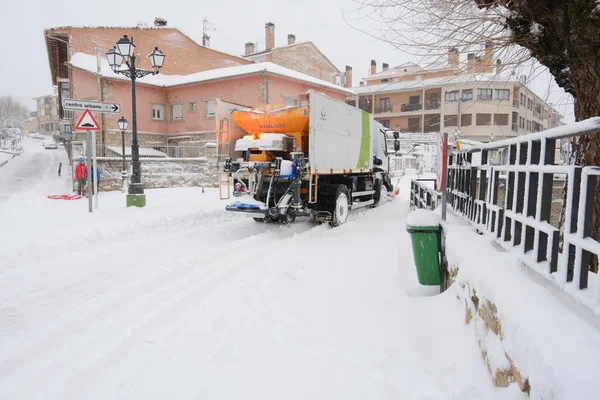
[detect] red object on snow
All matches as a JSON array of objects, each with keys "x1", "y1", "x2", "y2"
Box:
[{"x1": 47, "y1": 194, "x2": 83, "y2": 200}]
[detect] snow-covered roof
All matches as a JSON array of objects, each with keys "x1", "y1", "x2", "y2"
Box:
[
  {"x1": 351, "y1": 72, "x2": 518, "y2": 95},
  {"x1": 243, "y1": 41, "x2": 340, "y2": 74},
  {"x1": 69, "y1": 52, "x2": 354, "y2": 95},
  {"x1": 366, "y1": 61, "x2": 456, "y2": 80}
]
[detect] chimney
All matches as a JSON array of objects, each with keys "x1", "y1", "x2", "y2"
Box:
[
  {"x1": 484, "y1": 41, "x2": 494, "y2": 72},
  {"x1": 154, "y1": 17, "x2": 167, "y2": 27},
  {"x1": 382, "y1": 63, "x2": 389, "y2": 71},
  {"x1": 287, "y1": 34, "x2": 296, "y2": 45},
  {"x1": 467, "y1": 53, "x2": 475, "y2": 73},
  {"x1": 370, "y1": 60, "x2": 376, "y2": 75},
  {"x1": 265, "y1": 22, "x2": 275, "y2": 51},
  {"x1": 496, "y1": 59, "x2": 503, "y2": 74},
  {"x1": 245, "y1": 42, "x2": 255, "y2": 55},
  {"x1": 345, "y1": 65, "x2": 353, "y2": 89},
  {"x1": 448, "y1": 47, "x2": 459, "y2": 67}
]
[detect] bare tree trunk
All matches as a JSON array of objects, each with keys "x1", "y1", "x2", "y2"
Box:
[{"x1": 568, "y1": 62, "x2": 600, "y2": 272}]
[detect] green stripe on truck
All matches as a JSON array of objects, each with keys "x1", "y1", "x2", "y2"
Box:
[{"x1": 357, "y1": 111, "x2": 371, "y2": 168}]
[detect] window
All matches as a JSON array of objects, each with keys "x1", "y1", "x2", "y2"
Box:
[
  {"x1": 444, "y1": 90, "x2": 459, "y2": 102},
  {"x1": 381, "y1": 79, "x2": 389, "y2": 83},
  {"x1": 379, "y1": 98, "x2": 390, "y2": 112},
  {"x1": 519, "y1": 116, "x2": 524, "y2": 129},
  {"x1": 39, "y1": 109, "x2": 45, "y2": 116},
  {"x1": 496, "y1": 89, "x2": 510, "y2": 101},
  {"x1": 527, "y1": 120, "x2": 531, "y2": 131},
  {"x1": 444, "y1": 114, "x2": 458, "y2": 127},
  {"x1": 527, "y1": 98, "x2": 533, "y2": 110},
  {"x1": 409, "y1": 95, "x2": 420, "y2": 104},
  {"x1": 170, "y1": 104, "x2": 183, "y2": 120},
  {"x1": 462, "y1": 89, "x2": 473, "y2": 101},
  {"x1": 284, "y1": 97, "x2": 298, "y2": 107},
  {"x1": 51, "y1": 108, "x2": 57, "y2": 116},
  {"x1": 189, "y1": 101, "x2": 198, "y2": 113},
  {"x1": 408, "y1": 117, "x2": 420, "y2": 131},
  {"x1": 494, "y1": 113, "x2": 509, "y2": 125},
  {"x1": 476, "y1": 113, "x2": 492, "y2": 125},
  {"x1": 477, "y1": 89, "x2": 493, "y2": 100},
  {"x1": 461, "y1": 114, "x2": 472, "y2": 126},
  {"x1": 380, "y1": 119, "x2": 390, "y2": 128},
  {"x1": 152, "y1": 104, "x2": 164, "y2": 120},
  {"x1": 205, "y1": 99, "x2": 217, "y2": 117},
  {"x1": 44, "y1": 97, "x2": 51, "y2": 105},
  {"x1": 520, "y1": 93, "x2": 525, "y2": 105}
]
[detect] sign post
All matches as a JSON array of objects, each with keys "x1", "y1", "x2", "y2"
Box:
[
  {"x1": 92, "y1": 131, "x2": 98, "y2": 210},
  {"x1": 441, "y1": 132, "x2": 448, "y2": 221},
  {"x1": 75, "y1": 109, "x2": 101, "y2": 213}
]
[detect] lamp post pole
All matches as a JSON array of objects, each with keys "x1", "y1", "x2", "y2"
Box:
[
  {"x1": 106, "y1": 36, "x2": 165, "y2": 207},
  {"x1": 118, "y1": 116, "x2": 128, "y2": 193}
]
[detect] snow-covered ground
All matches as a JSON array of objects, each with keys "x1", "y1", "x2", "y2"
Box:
[{"x1": 1, "y1": 139, "x2": 528, "y2": 399}]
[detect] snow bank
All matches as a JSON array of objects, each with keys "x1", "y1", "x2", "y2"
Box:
[{"x1": 442, "y1": 212, "x2": 600, "y2": 399}]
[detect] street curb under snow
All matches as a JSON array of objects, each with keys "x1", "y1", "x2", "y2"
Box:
[{"x1": 0, "y1": 153, "x2": 18, "y2": 168}]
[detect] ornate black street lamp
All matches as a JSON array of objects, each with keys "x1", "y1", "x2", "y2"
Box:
[
  {"x1": 117, "y1": 116, "x2": 128, "y2": 193},
  {"x1": 106, "y1": 36, "x2": 165, "y2": 207}
]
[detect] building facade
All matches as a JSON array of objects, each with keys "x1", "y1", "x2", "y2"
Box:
[
  {"x1": 32, "y1": 92, "x2": 70, "y2": 135},
  {"x1": 348, "y1": 45, "x2": 562, "y2": 142},
  {"x1": 43, "y1": 21, "x2": 354, "y2": 149},
  {"x1": 243, "y1": 23, "x2": 341, "y2": 85}
]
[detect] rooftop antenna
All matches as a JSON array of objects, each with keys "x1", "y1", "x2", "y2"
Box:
[{"x1": 202, "y1": 18, "x2": 215, "y2": 47}]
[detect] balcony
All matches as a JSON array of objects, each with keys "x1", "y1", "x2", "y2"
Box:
[
  {"x1": 512, "y1": 122, "x2": 518, "y2": 132},
  {"x1": 375, "y1": 105, "x2": 394, "y2": 114},
  {"x1": 401, "y1": 103, "x2": 423, "y2": 112},
  {"x1": 513, "y1": 99, "x2": 520, "y2": 108},
  {"x1": 424, "y1": 101, "x2": 440, "y2": 110}
]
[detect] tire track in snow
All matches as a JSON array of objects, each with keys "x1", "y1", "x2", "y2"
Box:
[{"x1": 0, "y1": 221, "x2": 326, "y2": 397}]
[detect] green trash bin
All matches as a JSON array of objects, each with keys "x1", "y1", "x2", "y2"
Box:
[{"x1": 406, "y1": 209, "x2": 441, "y2": 286}]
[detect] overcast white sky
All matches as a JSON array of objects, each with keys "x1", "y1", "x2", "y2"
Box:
[{"x1": 1, "y1": 0, "x2": 574, "y2": 122}]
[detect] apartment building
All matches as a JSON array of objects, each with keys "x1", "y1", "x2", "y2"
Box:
[
  {"x1": 32, "y1": 92, "x2": 70, "y2": 135},
  {"x1": 347, "y1": 44, "x2": 562, "y2": 141}
]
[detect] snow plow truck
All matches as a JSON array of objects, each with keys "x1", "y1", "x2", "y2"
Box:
[{"x1": 220, "y1": 90, "x2": 399, "y2": 226}]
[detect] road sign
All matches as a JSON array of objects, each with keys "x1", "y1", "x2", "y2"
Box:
[
  {"x1": 75, "y1": 109, "x2": 100, "y2": 131},
  {"x1": 63, "y1": 99, "x2": 121, "y2": 114}
]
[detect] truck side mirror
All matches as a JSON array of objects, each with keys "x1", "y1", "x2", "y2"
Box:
[{"x1": 393, "y1": 131, "x2": 400, "y2": 151}]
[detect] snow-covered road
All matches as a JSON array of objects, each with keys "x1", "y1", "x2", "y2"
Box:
[
  {"x1": 0, "y1": 138, "x2": 69, "y2": 202},
  {"x1": 0, "y1": 142, "x2": 524, "y2": 399}
]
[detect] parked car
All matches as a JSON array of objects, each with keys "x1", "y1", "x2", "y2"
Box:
[{"x1": 43, "y1": 139, "x2": 58, "y2": 149}]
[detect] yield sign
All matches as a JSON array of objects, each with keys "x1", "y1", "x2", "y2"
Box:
[{"x1": 75, "y1": 109, "x2": 101, "y2": 131}]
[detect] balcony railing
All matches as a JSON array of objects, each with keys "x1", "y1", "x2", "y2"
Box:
[
  {"x1": 513, "y1": 99, "x2": 520, "y2": 108},
  {"x1": 358, "y1": 104, "x2": 373, "y2": 113},
  {"x1": 401, "y1": 103, "x2": 423, "y2": 112},
  {"x1": 375, "y1": 106, "x2": 393, "y2": 113},
  {"x1": 512, "y1": 122, "x2": 518, "y2": 132}
]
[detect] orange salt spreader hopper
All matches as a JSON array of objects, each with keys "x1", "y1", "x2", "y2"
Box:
[{"x1": 231, "y1": 104, "x2": 311, "y2": 159}]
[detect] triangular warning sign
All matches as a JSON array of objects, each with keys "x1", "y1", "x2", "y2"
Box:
[{"x1": 75, "y1": 109, "x2": 100, "y2": 131}]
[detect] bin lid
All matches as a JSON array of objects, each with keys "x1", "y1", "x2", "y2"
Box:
[{"x1": 406, "y1": 209, "x2": 440, "y2": 230}]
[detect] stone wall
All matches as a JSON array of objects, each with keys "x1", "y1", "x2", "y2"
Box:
[
  {"x1": 80, "y1": 157, "x2": 218, "y2": 192},
  {"x1": 444, "y1": 265, "x2": 530, "y2": 395}
]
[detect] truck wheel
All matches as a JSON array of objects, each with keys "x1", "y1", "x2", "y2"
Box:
[
  {"x1": 373, "y1": 180, "x2": 388, "y2": 207},
  {"x1": 331, "y1": 185, "x2": 350, "y2": 227}
]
